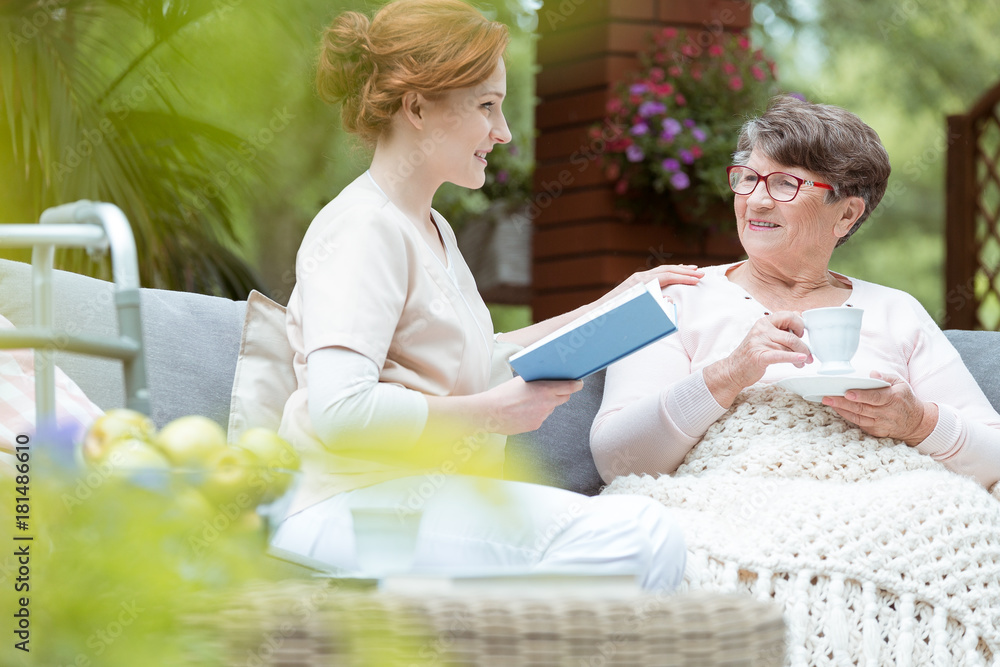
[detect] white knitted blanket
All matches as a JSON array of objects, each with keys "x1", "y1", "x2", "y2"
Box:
[{"x1": 603, "y1": 385, "x2": 1000, "y2": 666}]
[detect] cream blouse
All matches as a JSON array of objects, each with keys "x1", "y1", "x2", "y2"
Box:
[{"x1": 279, "y1": 174, "x2": 506, "y2": 514}]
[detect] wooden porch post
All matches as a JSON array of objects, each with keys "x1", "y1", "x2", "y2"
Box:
[{"x1": 945, "y1": 113, "x2": 977, "y2": 330}]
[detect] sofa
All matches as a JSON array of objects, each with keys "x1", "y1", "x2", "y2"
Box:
[{"x1": 2, "y1": 257, "x2": 999, "y2": 497}]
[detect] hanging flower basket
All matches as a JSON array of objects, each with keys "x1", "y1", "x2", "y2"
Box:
[{"x1": 595, "y1": 28, "x2": 781, "y2": 235}]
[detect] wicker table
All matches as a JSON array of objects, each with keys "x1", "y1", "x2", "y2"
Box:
[{"x1": 185, "y1": 579, "x2": 786, "y2": 666}]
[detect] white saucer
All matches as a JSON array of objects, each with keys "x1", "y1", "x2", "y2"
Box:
[{"x1": 775, "y1": 376, "x2": 890, "y2": 402}]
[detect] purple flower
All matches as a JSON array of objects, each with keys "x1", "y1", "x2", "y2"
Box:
[
  {"x1": 683, "y1": 119, "x2": 696, "y2": 128},
  {"x1": 679, "y1": 149, "x2": 695, "y2": 165},
  {"x1": 691, "y1": 127, "x2": 707, "y2": 142},
  {"x1": 661, "y1": 158, "x2": 680, "y2": 172},
  {"x1": 508, "y1": 145, "x2": 520, "y2": 156},
  {"x1": 626, "y1": 145, "x2": 645, "y2": 162},
  {"x1": 630, "y1": 83, "x2": 648, "y2": 95},
  {"x1": 789, "y1": 92, "x2": 807, "y2": 101},
  {"x1": 630, "y1": 122, "x2": 649, "y2": 136},
  {"x1": 670, "y1": 172, "x2": 691, "y2": 189},
  {"x1": 496, "y1": 170, "x2": 509, "y2": 184},
  {"x1": 638, "y1": 101, "x2": 666, "y2": 118},
  {"x1": 661, "y1": 118, "x2": 682, "y2": 137}
]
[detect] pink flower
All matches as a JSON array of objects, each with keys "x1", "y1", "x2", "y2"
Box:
[
  {"x1": 708, "y1": 44, "x2": 724, "y2": 57},
  {"x1": 738, "y1": 36, "x2": 750, "y2": 50},
  {"x1": 674, "y1": 93, "x2": 686, "y2": 106},
  {"x1": 653, "y1": 83, "x2": 675, "y2": 96},
  {"x1": 615, "y1": 179, "x2": 629, "y2": 195},
  {"x1": 607, "y1": 137, "x2": 632, "y2": 152},
  {"x1": 690, "y1": 145, "x2": 703, "y2": 158},
  {"x1": 690, "y1": 66, "x2": 703, "y2": 81},
  {"x1": 662, "y1": 27, "x2": 678, "y2": 40},
  {"x1": 681, "y1": 44, "x2": 699, "y2": 58},
  {"x1": 606, "y1": 98, "x2": 623, "y2": 114},
  {"x1": 668, "y1": 65, "x2": 683, "y2": 78},
  {"x1": 751, "y1": 65, "x2": 766, "y2": 81},
  {"x1": 605, "y1": 163, "x2": 620, "y2": 180},
  {"x1": 649, "y1": 67, "x2": 664, "y2": 82},
  {"x1": 723, "y1": 62, "x2": 737, "y2": 75},
  {"x1": 729, "y1": 76, "x2": 744, "y2": 91}
]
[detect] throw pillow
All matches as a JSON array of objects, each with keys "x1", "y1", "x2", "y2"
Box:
[{"x1": 227, "y1": 290, "x2": 297, "y2": 443}]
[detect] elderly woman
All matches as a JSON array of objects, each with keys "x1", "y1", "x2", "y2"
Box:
[
  {"x1": 591, "y1": 95, "x2": 1000, "y2": 488},
  {"x1": 590, "y1": 95, "x2": 1000, "y2": 664}
]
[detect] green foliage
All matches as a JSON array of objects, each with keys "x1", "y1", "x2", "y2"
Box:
[
  {"x1": 0, "y1": 0, "x2": 333, "y2": 297},
  {"x1": 0, "y1": 1, "x2": 267, "y2": 296},
  {"x1": 489, "y1": 303, "x2": 532, "y2": 333}
]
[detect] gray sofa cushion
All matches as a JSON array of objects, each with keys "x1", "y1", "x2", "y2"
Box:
[
  {"x1": 508, "y1": 331, "x2": 1000, "y2": 497},
  {"x1": 944, "y1": 329, "x2": 1000, "y2": 411},
  {"x1": 505, "y1": 370, "x2": 607, "y2": 496},
  {"x1": 0, "y1": 259, "x2": 245, "y2": 428}
]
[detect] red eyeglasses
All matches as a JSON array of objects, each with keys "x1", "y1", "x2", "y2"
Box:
[{"x1": 727, "y1": 165, "x2": 835, "y2": 202}]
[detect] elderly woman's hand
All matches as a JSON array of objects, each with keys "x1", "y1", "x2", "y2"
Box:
[
  {"x1": 821, "y1": 371, "x2": 939, "y2": 446},
  {"x1": 704, "y1": 311, "x2": 813, "y2": 407}
]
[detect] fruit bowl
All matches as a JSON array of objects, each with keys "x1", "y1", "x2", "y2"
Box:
[{"x1": 78, "y1": 410, "x2": 301, "y2": 532}]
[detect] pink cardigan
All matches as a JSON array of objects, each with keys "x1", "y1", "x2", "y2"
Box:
[{"x1": 591, "y1": 263, "x2": 1000, "y2": 489}]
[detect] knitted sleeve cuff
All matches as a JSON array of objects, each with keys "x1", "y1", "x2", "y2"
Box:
[
  {"x1": 915, "y1": 402, "x2": 962, "y2": 459},
  {"x1": 664, "y1": 369, "x2": 730, "y2": 438}
]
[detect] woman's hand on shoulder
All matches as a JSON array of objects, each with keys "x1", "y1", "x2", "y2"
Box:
[
  {"x1": 705, "y1": 311, "x2": 813, "y2": 407},
  {"x1": 821, "y1": 371, "x2": 939, "y2": 446},
  {"x1": 480, "y1": 377, "x2": 584, "y2": 435},
  {"x1": 598, "y1": 264, "x2": 704, "y2": 305}
]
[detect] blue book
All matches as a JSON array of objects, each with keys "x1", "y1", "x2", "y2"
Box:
[{"x1": 509, "y1": 279, "x2": 678, "y2": 381}]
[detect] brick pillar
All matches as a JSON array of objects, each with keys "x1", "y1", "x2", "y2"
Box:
[{"x1": 532, "y1": 0, "x2": 751, "y2": 321}]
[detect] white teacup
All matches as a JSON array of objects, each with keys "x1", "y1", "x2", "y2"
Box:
[
  {"x1": 802, "y1": 306, "x2": 864, "y2": 375},
  {"x1": 351, "y1": 506, "x2": 422, "y2": 578}
]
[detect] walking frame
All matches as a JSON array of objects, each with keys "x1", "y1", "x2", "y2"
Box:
[{"x1": 0, "y1": 200, "x2": 149, "y2": 426}]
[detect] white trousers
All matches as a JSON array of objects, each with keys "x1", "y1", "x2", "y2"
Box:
[{"x1": 268, "y1": 474, "x2": 686, "y2": 591}]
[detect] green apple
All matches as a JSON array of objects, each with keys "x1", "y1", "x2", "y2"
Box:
[
  {"x1": 199, "y1": 446, "x2": 266, "y2": 507},
  {"x1": 154, "y1": 415, "x2": 228, "y2": 469},
  {"x1": 103, "y1": 437, "x2": 174, "y2": 493},
  {"x1": 108, "y1": 437, "x2": 172, "y2": 471},
  {"x1": 81, "y1": 409, "x2": 157, "y2": 465},
  {"x1": 236, "y1": 427, "x2": 300, "y2": 471},
  {"x1": 231, "y1": 509, "x2": 264, "y2": 535},
  {"x1": 167, "y1": 487, "x2": 216, "y2": 522},
  {"x1": 235, "y1": 428, "x2": 300, "y2": 503}
]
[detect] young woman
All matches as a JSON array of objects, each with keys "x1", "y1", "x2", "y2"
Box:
[{"x1": 268, "y1": 0, "x2": 701, "y2": 589}]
